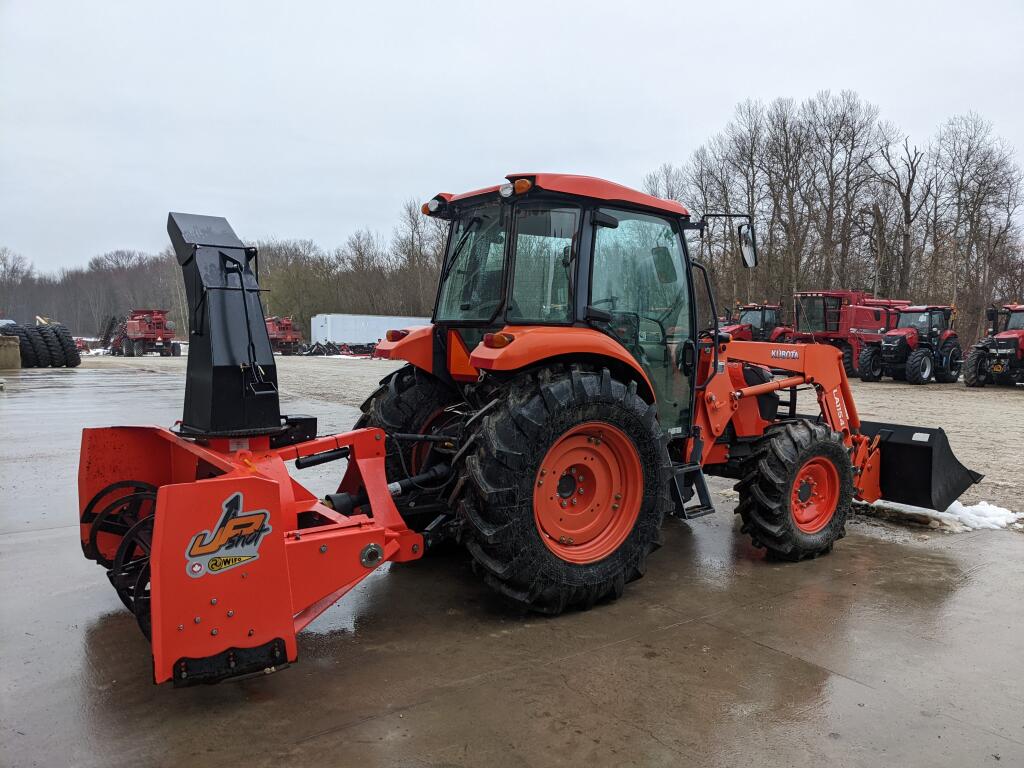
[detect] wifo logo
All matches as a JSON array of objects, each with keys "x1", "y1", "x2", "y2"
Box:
[{"x1": 185, "y1": 492, "x2": 272, "y2": 578}]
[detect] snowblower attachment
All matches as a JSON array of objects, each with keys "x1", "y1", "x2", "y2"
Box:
[
  {"x1": 858, "y1": 421, "x2": 983, "y2": 512},
  {"x1": 78, "y1": 213, "x2": 432, "y2": 686}
]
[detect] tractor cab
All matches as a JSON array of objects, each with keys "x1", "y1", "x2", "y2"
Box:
[
  {"x1": 890, "y1": 306, "x2": 952, "y2": 343},
  {"x1": 722, "y1": 303, "x2": 791, "y2": 342},
  {"x1": 385, "y1": 174, "x2": 710, "y2": 433}
]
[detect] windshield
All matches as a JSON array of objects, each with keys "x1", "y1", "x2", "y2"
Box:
[
  {"x1": 1006, "y1": 311, "x2": 1024, "y2": 331},
  {"x1": 738, "y1": 309, "x2": 762, "y2": 328},
  {"x1": 435, "y1": 202, "x2": 508, "y2": 322},
  {"x1": 795, "y1": 296, "x2": 824, "y2": 332},
  {"x1": 897, "y1": 311, "x2": 931, "y2": 331}
]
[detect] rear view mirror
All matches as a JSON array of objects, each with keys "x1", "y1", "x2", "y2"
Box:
[
  {"x1": 651, "y1": 246, "x2": 677, "y2": 284},
  {"x1": 738, "y1": 222, "x2": 758, "y2": 268},
  {"x1": 986, "y1": 307, "x2": 997, "y2": 323}
]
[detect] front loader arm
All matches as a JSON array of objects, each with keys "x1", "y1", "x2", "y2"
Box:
[{"x1": 693, "y1": 339, "x2": 882, "y2": 503}]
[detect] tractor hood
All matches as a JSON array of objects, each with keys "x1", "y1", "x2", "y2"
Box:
[
  {"x1": 883, "y1": 327, "x2": 918, "y2": 345},
  {"x1": 721, "y1": 322, "x2": 750, "y2": 336},
  {"x1": 994, "y1": 329, "x2": 1024, "y2": 347}
]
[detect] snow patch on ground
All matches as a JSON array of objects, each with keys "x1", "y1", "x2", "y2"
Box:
[{"x1": 868, "y1": 499, "x2": 1023, "y2": 533}]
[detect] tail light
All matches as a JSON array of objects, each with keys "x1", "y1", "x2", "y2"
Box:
[
  {"x1": 385, "y1": 329, "x2": 409, "y2": 342},
  {"x1": 483, "y1": 332, "x2": 515, "y2": 349}
]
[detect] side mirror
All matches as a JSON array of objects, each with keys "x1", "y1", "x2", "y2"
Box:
[
  {"x1": 651, "y1": 246, "x2": 677, "y2": 284},
  {"x1": 593, "y1": 211, "x2": 619, "y2": 229},
  {"x1": 737, "y1": 222, "x2": 758, "y2": 268},
  {"x1": 986, "y1": 307, "x2": 997, "y2": 323}
]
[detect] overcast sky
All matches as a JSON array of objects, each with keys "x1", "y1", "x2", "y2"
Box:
[{"x1": 2, "y1": 0, "x2": 1022, "y2": 270}]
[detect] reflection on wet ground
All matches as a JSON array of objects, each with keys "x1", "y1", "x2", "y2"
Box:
[{"x1": 1, "y1": 366, "x2": 1022, "y2": 767}]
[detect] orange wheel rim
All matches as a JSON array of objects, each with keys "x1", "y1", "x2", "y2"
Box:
[
  {"x1": 790, "y1": 456, "x2": 839, "y2": 533},
  {"x1": 533, "y1": 422, "x2": 643, "y2": 564}
]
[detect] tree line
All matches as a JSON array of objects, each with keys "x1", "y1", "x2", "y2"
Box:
[
  {"x1": 645, "y1": 91, "x2": 1023, "y2": 343},
  {"x1": 2, "y1": 90, "x2": 1020, "y2": 343}
]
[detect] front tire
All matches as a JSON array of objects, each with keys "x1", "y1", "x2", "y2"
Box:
[
  {"x1": 858, "y1": 346, "x2": 882, "y2": 382},
  {"x1": 905, "y1": 347, "x2": 934, "y2": 384},
  {"x1": 461, "y1": 367, "x2": 671, "y2": 615},
  {"x1": 735, "y1": 420, "x2": 851, "y2": 561},
  {"x1": 839, "y1": 342, "x2": 856, "y2": 377}
]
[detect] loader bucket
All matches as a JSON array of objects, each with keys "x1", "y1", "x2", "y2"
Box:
[{"x1": 858, "y1": 420, "x2": 983, "y2": 511}]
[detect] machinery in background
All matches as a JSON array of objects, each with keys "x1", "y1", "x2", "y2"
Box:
[
  {"x1": 721, "y1": 303, "x2": 794, "y2": 342},
  {"x1": 964, "y1": 303, "x2": 1024, "y2": 387},
  {"x1": 792, "y1": 290, "x2": 909, "y2": 376},
  {"x1": 106, "y1": 309, "x2": 181, "y2": 357},
  {"x1": 858, "y1": 305, "x2": 963, "y2": 384},
  {"x1": 265, "y1": 315, "x2": 305, "y2": 355}
]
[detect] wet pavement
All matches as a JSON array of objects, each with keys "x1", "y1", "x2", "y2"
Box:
[{"x1": 1, "y1": 365, "x2": 1023, "y2": 767}]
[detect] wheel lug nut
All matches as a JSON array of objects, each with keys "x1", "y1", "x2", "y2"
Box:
[
  {"x1": 614, "y1": 493, "x2": 622, "y2": 501},
  {"x1": 560, "y1": 501, "x2": 567, "y2": 508},
  {"x1": 578, "y1": 488, "x2": 584, "y2": 494},
  {"x1": 612, "y1": 503, "x2": 620, "y2": 510},
  {"x1": 572, "y1": 498, "x2": 577, "y2": 506}
]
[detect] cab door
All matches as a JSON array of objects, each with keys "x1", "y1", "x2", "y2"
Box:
[{"x1": 589, "y1": 207, "x2": 694, "y2": 432}]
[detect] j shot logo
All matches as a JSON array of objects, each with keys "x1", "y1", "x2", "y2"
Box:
[{"x1": 185, "y1": 492, "x2": 272, "y2": 578}]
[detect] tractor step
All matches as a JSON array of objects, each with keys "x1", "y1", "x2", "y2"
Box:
[{"x1": 669, "y1": 463, "x2": 717, "y2": 519}]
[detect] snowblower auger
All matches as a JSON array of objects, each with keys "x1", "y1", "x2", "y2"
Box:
[{"x1": 78, "y1": 214, "x2": 433, "y2": 686}]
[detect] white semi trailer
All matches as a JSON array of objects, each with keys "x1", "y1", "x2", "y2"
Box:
[{"x1": 310, "y1": 313, "x2": 430, "y2": 345}]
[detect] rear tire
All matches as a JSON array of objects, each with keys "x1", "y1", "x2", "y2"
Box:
[
  {"x1": 52, "y1": 324, "x2": 82, "y2": 367},
  {"x1": 858, "y1": 346, "x2": 882, "y2": 382},
  {"x1": 133, "y1": 340, "x2": 146, "y2": 357},
  {"x1": 123, "y1": 339, "x2": 134, "y2": 357},
  {"x1": 735, "y1": 420, "x2": 851, "y2": 561},
  {"x1": 461, "y1": 367, "x2": 671, "y2": 615},
  {"x1": 171, "y1": 342, "x2": 181, "y2": 357},
  {"x1": 935, "y1": 340, "x2": 962, "y2": 383},
  {"x1": 38, "y1": 326, "x2": 66, "y2": 367},
  {"x1": 24, "y1": 326, "x2": 51, "y2": 367},
  {"x1": 963, "y1": 347, "x2": 986, "y2": 387},
  {"x1": 906, "y1": 347, "x2": 934, "y2": 384}
]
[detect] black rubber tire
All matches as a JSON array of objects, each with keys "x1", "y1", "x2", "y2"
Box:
[
  {"x1": 52, "y1": 324, "x2": 82, "y2": 367},
  {"x1": 935, "y1": 340, "x2": 962, "y2": 383},
  {"x1": 1, "y1": 323, "x2": 38, "y2": 367},
  {"x1": 460, "y1": 366, "x2": 671, "y2": 615},
  {"x1": 133, "y1": 339, "x2": 146, "y2": 357},
  {"x1": 37, "y1": 326, "x2": 66, "y2": 367},
  {"x1": 734, "y1": 420, "x2": 851, "y2": 561},
  {"x1": 963, "y1": 347, "x2": 987, "y2": 387},
  {"x1": 171, "y1": 342, "x2": 181, "y2": 357},
  {"x1": 858, "y1": 346, "x2": 882, "y2": 382},
  {"x1": 906, "y1": 347, "x2": 934, "y2": 385},
  {"x1": 122, "y1": 338, "x2": 133, "y2": 357},
  {"x1": 356, "y1": 364, "x2": 457, "y2": 525},
  {"x1": 839, "y1": 342, "x2": 855, "y2": 377},
  {"x1": 23, "y1": 326, "x2": 51, "y2": 367}
]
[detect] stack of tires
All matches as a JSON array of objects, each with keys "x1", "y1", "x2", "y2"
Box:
[{"x1": 0, "y1": 323, "x2": 82, "y2": 368}]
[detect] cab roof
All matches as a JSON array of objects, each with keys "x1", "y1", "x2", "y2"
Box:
[
  {"x1": 438, "y1": 173, "x2": 690, "y2": 218},
  {"x1": 901, "y1": 305, "x2": 951, "y2": 312},
  {"x1": 1003, "y1": 303, "x2": 1024, "y2": 312}
]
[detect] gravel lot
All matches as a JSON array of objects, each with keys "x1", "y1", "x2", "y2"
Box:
[{"x1": 81, "y1": 353, "x2": 1022, "y2": 511}]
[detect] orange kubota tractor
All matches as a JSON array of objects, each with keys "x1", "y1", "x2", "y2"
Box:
[{"x1": 78, "y1": 178, "x2": 981, "y2": 687}]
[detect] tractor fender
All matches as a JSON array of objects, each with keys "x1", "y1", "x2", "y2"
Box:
[
  {"x1": 939, "y1": 329, "x2": 958, "y2": 344},
  {"x1": 373, "y1": 325, "x2": 434, "y2": 373},
  {"x1": 470, "y1": 326, "x2": 656, "y2": 402}
]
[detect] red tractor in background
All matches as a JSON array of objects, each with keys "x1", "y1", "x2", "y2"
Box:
[
  {"x1": 859, "y1": 305, "x2": 963, "y2": 384},
  {"x1": 792, "y1": 291, "x2": 909, "y2": 376},
  {"x1": 107, "y1": 309, "x2": 181, "y2": 357},
  {"x1": 720, "y1": 303, "x2": 794, "y2": 342},
  {"x1": 265, "y1": 315, "x2": 305, "y2": 355},
  {"x1": 964, "y1": 303, "x2": 1024, "y2": 387}
]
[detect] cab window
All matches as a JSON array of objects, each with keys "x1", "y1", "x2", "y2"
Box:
[{"x1": 508, "y1": 206, "x2": 579, "y2": 324}]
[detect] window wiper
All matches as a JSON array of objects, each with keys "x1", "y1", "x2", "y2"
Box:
[{"x1": 441, "y1": 217, "x2": 482, "y2": 283}]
